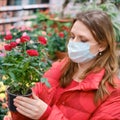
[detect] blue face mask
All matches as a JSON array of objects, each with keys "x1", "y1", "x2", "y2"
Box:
[{"x1": 67, "y1": 40, "x2": 97, "y2": 63}]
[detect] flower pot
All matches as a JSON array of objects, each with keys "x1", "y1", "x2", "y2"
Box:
[
  {"x1": 7, "y1": 87, "x2": 32, "y2": 120},
  {"x1": 55, "y1": 51, "x2": 67, "y2": 59},
  {"x1": 49, "y1": 18, "x2": 73, "y2": 23}
]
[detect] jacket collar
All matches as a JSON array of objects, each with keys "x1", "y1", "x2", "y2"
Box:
[{"x1": 67, "y1": 69, "x2": 105, "y2": 91}]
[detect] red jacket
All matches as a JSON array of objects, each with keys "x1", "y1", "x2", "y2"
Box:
[{"x1": 32, "y1": 60, "x2": 120, "y2": 120}]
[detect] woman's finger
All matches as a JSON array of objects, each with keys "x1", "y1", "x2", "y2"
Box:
[
  {"x1": 16, "y1": 106, "x2": 33, "y2": 119},
  {"x1": 14, "y1": 98, "x2": 34, "y2": 110},
  {"x1": 14, "y1": 96, "x2": 35, "y2": 105}
]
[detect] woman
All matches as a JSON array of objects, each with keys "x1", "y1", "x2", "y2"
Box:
[{"x1": 5, "y1": 10, "x2": 120, "y2": 120}]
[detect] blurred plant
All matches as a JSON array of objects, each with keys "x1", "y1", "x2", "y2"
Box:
[
  {"x1": 0, "y1": 97, "x2": 8, "y2": 120},
  {"x1": 47, "y1": 31, "x2": 68, "y2": 59},
  {"x1": 0, "y1": 82, "x2": 8, "y2": 120},
  {"x1": 32, "y1": 11, "x2": 72, "y2": 60},
  {"x1": 61, "y1": 0, "x2": 88, "y2": 18},
  {"x1": 110, "y1": 0, "x2": 120, "y2": 9},
  {"x1": 46, "y1": 21, "x2": 71, "y2": 59}
]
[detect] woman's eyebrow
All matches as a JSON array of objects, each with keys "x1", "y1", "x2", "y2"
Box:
[
  {"x1": 70, "y1": 30, "x2": 90, "y2": 40},
  {"x1": 78, "y1": 35, "x2": 89, "y2": 40}
]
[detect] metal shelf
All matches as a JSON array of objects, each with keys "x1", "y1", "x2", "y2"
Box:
[
  {"x1": 0, "y1": 15, "x2": 36, "y2": 24},
  {"x1": 0, "y1": 4, "x2": 49, "y2": 11},
  {"x1": 0, "y1": 6, "x2": 22, "y2": 11},
  {"x1": 23, "y1": 4, "x2": 49, "y2": 10},
  {"x1": 0, "y1": 4, "x2": 49, "y2": 24}
]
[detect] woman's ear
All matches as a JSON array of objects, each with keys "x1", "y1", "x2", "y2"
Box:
[{"x1": 98, "y1": 43, "x2": 106, "y2": 53}]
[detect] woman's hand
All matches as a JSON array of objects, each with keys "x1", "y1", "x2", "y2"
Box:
[{"x1": 14, "y1": 92, "x2": 48, "y2": 120}]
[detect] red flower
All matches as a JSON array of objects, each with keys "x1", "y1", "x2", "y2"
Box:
[
  {"x1": 48, "y1": 33, "x2": 52, "y2": 36},
  {"x1": 38, "y1": 36, "x2": 47, "y2": 45},
  {"x1": 20, "y1": 35, "x2": 30, "y2": 43},
  {"x1": 26, "y1": 49, "x2": 39, "y2": 56},
  {"x1": 10, "y1": 42, "x2": 17, "y2": 48},
  {"x1": 59, "y1": 32, "x2": 64, "y2": 38},
  {"x1": 4, "y1": 34, "x2": 13, "y2": 40},
  {"x1": 4, "y1": 44, "x2": 12, "y2": 51}
]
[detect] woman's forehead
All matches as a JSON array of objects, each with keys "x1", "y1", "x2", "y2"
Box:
[{"x1": 71, "y1": 21, "x2": 95, "y2": 40}]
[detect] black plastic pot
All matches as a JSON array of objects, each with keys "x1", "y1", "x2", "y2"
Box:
[
  {"x1": 7, "y1": 87, "x2": 33, "y2": 120},
  {"x1": 6, "y1": 87, "x2": 32, "y2": 112}
]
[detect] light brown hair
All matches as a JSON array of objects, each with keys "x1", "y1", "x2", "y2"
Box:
[{"x1": 60, "y1": 10, "x2": 119, "y2": 102}]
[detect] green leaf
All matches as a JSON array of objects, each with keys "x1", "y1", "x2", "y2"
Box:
[
  {"x1": 40, "y1": 77, "x2": 51, "y2": 88},
  {"x1": 2, "y1": 63, "x2": 14, "y2": 66},
  {"x1": 29, "y1": 66, "x2": 43, "y2": 76},
  {"x1": 8, "y1": 72, "x2": 16, "y2": 81}
]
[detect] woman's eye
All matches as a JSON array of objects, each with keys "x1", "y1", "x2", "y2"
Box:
[{"x1": 81, "y1": 40, "x2": 88, "y2": 43}]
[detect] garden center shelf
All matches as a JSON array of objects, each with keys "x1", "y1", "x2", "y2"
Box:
[
  {"x1": 0, "y1": 4, "x2": 49, "y2": 11},
  {"x1": 0, "y1": 15, "x2": 36, "y2": 24},
  {"x1": 0, "y1": 3, "x2": 49, "y2": 32}
]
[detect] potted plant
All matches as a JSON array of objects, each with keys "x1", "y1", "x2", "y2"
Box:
[
  {"x1": 45, "y1": 19, "x2": 71, "y2": 60},
  {"x1": 0, "y1": 26, "x2": 51, "y2": 120}
]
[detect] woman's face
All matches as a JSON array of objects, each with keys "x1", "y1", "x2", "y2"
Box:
[{"x1": 70, "y1": 20, "x2": 101, "y2": 55}]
